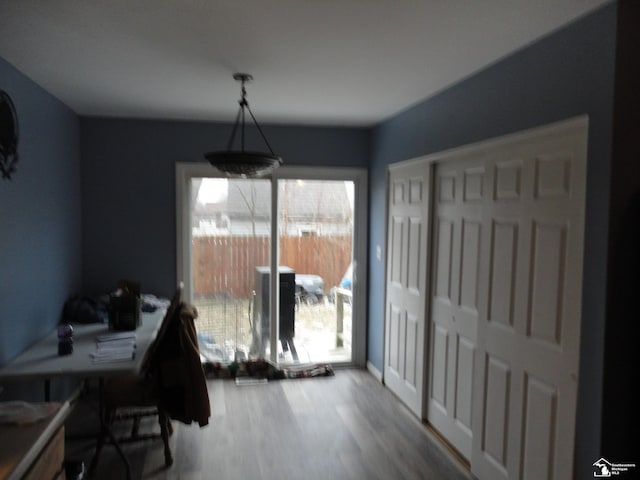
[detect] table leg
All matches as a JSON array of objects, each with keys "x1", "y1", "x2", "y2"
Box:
[
  {"x1": 89, "y1": 421, "x2": 132, "y2": 480},
  {"x1": 88, "y1": 378, "x2": 132, "y2": 480}
]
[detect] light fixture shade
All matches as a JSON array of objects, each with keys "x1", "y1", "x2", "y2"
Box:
[
  {"x1": 205, "y1": 73, "x2": 282, "y2": 178},
  {"x1": 204, "y1": 151, "x2": 283, "y2": 179}
]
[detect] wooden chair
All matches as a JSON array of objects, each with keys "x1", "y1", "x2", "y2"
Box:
[{"x1": 90, "y1": 287, "x2": 184, "y2": 474}]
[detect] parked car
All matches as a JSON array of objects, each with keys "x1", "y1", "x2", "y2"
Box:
[{"x1": 295, "y1": 274, "x2": 324, "y2": 305}]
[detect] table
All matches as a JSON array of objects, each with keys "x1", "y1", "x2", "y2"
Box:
[
  {"x1": 0, "y1": 310, "x2": 165, "y2": 480},
  {"x1": 0, "y1": 310, "x2": 164, "y2": 389}
]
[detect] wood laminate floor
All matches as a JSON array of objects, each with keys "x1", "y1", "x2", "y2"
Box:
[{"x1": 65, "y1": 369, "x2": 472, "y2": 480}]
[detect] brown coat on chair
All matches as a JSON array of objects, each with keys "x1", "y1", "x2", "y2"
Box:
[
  {"x1": 96, "y1": 302, "x2": 210, "y2": 472},
  {"x1": 152, "y1": 303, "x2": 210, "y2": 426}
]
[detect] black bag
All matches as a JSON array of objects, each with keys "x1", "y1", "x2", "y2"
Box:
[{"x1": 62, "y1": 296, "x2": 106, "y2": 324}]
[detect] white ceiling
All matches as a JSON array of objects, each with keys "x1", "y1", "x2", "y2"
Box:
[{"x1": 0, "y1": 0, "x2": 610, "y2": 127}]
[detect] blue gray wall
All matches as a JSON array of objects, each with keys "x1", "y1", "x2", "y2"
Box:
[
  {"x1": 80, "y1": 118, "x2": 369, "y2": 297},
  {"x1": 367, "y1": 3, "x2": 617, "y2": 477},
  {"x1": 0, "y1": 58, "x2": 82, "y2": 371}
]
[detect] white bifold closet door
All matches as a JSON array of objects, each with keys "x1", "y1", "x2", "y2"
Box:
[
  {"x1": 386, "y1": 117, "x2": 587, "y2": 480},
  {"x1": 383, "y1": 160, "x2": 432, "y2": 417}
]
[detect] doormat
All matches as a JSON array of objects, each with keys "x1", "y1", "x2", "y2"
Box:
[{"x1": 203, "y1": 359, "x2": 334, "y2": 381}]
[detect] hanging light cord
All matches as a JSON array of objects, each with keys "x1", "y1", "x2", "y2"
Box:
[{"x1": 225, "y1": 76, "x2": 276, "y2": 156}]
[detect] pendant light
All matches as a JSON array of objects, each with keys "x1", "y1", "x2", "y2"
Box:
[{"x1": 204, "y1": 73, "x2": 282, "y2": 178}]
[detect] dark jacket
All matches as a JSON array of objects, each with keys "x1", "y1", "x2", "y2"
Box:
[{"x1": 154, "y1": 303, "x2": 210, "y2": 426}]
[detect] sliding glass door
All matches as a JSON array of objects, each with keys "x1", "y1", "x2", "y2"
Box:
[
  {"x1": 176, "y1": 165, "x2": 367, "y2": 366},
  {"x1": 277, "y1": 178, "x2": 354, "y2": 363},
  {"x1": 190, "y1": 177, "x2": 271, "y2": 363}
]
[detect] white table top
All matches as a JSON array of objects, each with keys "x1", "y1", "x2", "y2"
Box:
[{"x1": 0, "y1": 310, "x2": 165, "y2": 381}]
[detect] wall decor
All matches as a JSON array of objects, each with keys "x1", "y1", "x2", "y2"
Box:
[{"x1": 0, "y1": 90, "x2": 19, "y2": 180}]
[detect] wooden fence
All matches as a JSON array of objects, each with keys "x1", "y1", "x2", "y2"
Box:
[{"x1": 192, "y1": 234, "x2": 352, "y2": 298}]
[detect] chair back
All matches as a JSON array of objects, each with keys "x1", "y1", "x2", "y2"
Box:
[{"x1": 140, "y1": 285, "x2": 183, "y2": 373}]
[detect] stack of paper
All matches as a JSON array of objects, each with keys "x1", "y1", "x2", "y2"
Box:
[{"x1": 91, "y1": 332, "x2": 137, "y2": 363}]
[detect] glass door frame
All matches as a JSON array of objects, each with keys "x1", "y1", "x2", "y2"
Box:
[{"x1": 176, "y1": 163, "x2": 368, "y2": 366}]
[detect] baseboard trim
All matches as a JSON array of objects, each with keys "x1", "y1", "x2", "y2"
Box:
[
  {"x1": 366, "y1": 361, "x2": 383, "y2": 382},
  {"x1": 423, "y1": 421, "x2": 471, "y2": 473}
]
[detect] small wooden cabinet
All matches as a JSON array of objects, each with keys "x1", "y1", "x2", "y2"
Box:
[
  {"x1": 23, "y1": 425, "x2": 65, "y2": 480},
  {"x1": 0, "y1": 402, "x2": 69, "y2": 480}
]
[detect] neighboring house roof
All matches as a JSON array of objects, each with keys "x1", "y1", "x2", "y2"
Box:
[{"x1": 194, "y1": 180, "x2": 353, "y2": 235}]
